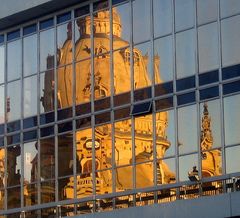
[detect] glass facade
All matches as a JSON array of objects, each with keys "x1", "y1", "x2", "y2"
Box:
[{"x1": 0, "y1": 0, "x2": 240, "y2": 217}]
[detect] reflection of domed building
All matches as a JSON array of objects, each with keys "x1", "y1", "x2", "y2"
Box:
[{"x1": 43, "y1": 8, "x2": 175, "y2": 199}]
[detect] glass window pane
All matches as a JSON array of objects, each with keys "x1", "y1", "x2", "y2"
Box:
[
  {"x1": 175, "y1": 0, "x2": 194, "y2": 32},
  {"x1": 0, "y1": 45, "x2": 4, "y2": 84},
  {"x1": 158, "y1": 158, "x2": 176, "y2": 184},
  {"x1": 198, "y1": 23, "x2": 219, "y2": 73},
  {"x1": 156, "y1": 110, "x2": 175, "y2": 158},
  {"x1": 115, "y1": 118, "x2": 132, "y2": 166},
  {"x1": 23, "y1": 34, "x2": 37, "y2": 76},
  {"x1": 24, "y1": 183, "x2": 38, "y2": 206},
  {"x1": 221, "y1": 15, "x2": 240, "y2": 67},
  {"x1": 40, "y1": 70, "x2": 55, "y2": 113},
  {"x1": 220, "y1": 0, "x2": 240, "y2": 18},
  {"x1": 7, "y1": 40, "x2": 21, "y2": 81},
  {"x1": 7, "y1": 145, "x2": 21, "y2": 187},
  {"x1": 76, "y1": 128, "x2": 93, "y2": 198},
  {"x1": 202, "y1": 149, "x2": 222, "y2": 178},
  {"x1": 113, "y1": 3, "x2": 130, "y2": 50},
  {"x1": 7, "y1": 80, "x2": 21, "y2": 122},
  {"x1": 0, "y1": 85, "x2": 4, "y2": 124},
  {"x1": 134, "y1": 42, "x2": 152, "y2": 89},
  {"x1": 116, "y1": 166, "x2": 133, "y2": 190},
  {"x1": 0, "y1": 148, "x2": 5, "y2": 189},
  {"x1": 7, "y1": 186, "x2": 21, "y2": 209},
  {"x1": 178, "y1": 104, "x2": 198, "y2": 154},
  {"x1": 57, "y1": 22, "x2": 72, "y2": 66},
  {"x1": 75, "y1": 60, "x2": 91, "y2": 105},
  {"x1": 40, "y1": 28, "x2": 55, "y2": 72},
  {"x1": 224, "y1": 94, "x2": 240, "y2": 146},
  {"x1": 135, "y1": 114, "x2": 152, "y2": 164},
  {"x1": 41, "y1": 180, "x2": 55, "y2": 204},
  {"x1": 154, "y1": 36, "x2": 173, "y2": 84},
  {"x1": 58, "y1": 133, "x2": 73, "y2": 177},
  {"x1": 179, "y1": 153, "x2": 198, "y2": 181},
  {"x1": 136, "y1": 162, "x2": 154, "y2": 188},
  {"x1": 226, "y1": 145, "x2": 240, "y2": 174},
  {"x1": 113, "y1": 48, "x2": 131, "y2": 95},
  {"x1": 176, "y1": 29, "x2": 196, "y2": 79},
  {"x1": 24, "y1": 75, "x2": 37, "y2": 118},
  {"x1": 74, "y1": 16, "x2": 91, "y2": 61},
  {"x1": 24, "y1": 141, "x2": 38, "y2": 183},
  {"x1": 57, "y1": 65, "x2": 73, "y2": 109},
  {"x1": 40, "y1": 137, "x2": 55, "y2": 180},
  {"x1": 200, "y1": 100, "x2": 221, "y2": 151},
  {"x1": 133, "y1": 0, "x2": 150, "y2": 43},
  {"x1": 153, "y1": 0, "x2": 172, "y2": 37},
  {"x1": 59, "y1": 177, "x2": 73, "y2": 201},
  {"x1": 94, "y1": 55, "x2": 110, "y2": 100},
  {"x1": 197, "y1": 0, "x2": 218, "y2": 25}
]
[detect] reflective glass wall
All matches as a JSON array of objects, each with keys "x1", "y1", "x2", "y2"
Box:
[{"x1": 0, "y1": 0, "x2": 240, "y2": 216}]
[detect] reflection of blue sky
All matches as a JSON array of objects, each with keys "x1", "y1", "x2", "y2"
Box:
[
  {"x1": 226, "y1": 146, "x2": 240, "y2": 174},
  {"x1": 178, "y1": 104, "x2": 198, "y2": 154},
  {"x1": 220, "y1": 0, "x2": 240, "y2": 18},
  {"x1": 179, "y1": 153, "x2": 198, "y2": 181},
  {"x1": 176, "y1": 29, "x2": 195, "y2": 79},
  {"x1": 23, "y1": 34, "x2": 37, "y2": 76},
  {"x1": 153, "y1": 0, "x2": 172, "y2": 37},
  {"x1": 154, "y1": 36, "x2": 173, "y2": 82},
  {"x1": 0, "y1": 85, "x2": 4, "y2": 124},
  {"x1": 221, "y1": 15, "x2": 240, "y2": 67},
  {"x1": 40, "y1": 28, "x2": 54, "y2": 72},
  {"x1": 0, "y1": 46, "x2": 4, "y2": 83},
  {"x1": 133, "y1": 0, "x2": 150, "y2": 43},
  {"x1": 7, "y1": 40, "x2": 21, "y2": 81},
  {"x1": 224, "y1": 94, "x2": 240, "y2": 145},
  {"x1": 57, "y1": 23, "x2": 69, "y2": 49},
  {"x1": 115, "y1": 3, "x2": 130, "y2": 42}
]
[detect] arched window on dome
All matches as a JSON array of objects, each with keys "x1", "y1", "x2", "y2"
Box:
[
  {"x1": 95, "y1": 45, "x2": 108, "y2": 58},
  {"x1": 124, "y1": 50, "x2": 130, "y2": 64},
  {"x1": 133, "y1": 50, "x2": 140, "y2": 66}
]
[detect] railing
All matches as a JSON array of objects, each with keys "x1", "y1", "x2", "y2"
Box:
[{"x1": 2, "y1": 173, "x2": 240, "y2": 218}]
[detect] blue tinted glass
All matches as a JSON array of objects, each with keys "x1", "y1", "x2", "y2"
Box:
[
  {"x1": 200, "y1": 86, "x2": 219, "y2": 100},
  {"x1": 57, "y1": 12, "x2": 71, "y2": 24},
  {"x1": 94, "y1": 97, "x2": 111, "y2": 111},
  {"x1": 114, "y1": 107, "x2": 131, "y2": 120},
  {"x1": 113, "y1": 0, "x2": 127, "y2": 5},
  {"x1": 58, "y1": 121, "x2": 73, "y2": 133},
  {"x1": 93, "y1": 0, "x2": 108, "y2": 11},
  {"x1": 0, "y1": 137, "x2": 3, "y2": 147},
  {"x1": 7, "y1": 121, "x2": 20, "y2": 133},
  {"x1": 0, "y1": 124, "x2": 4, "y2": 135},
  {"x1": 23, "y1": 116, "x2": 37, "y2": 129},
  {"x1": 131, "y1": 101, "x2": 152, "y2": 115},
  {"x1": 76, "y1": 117, "x2": 91, "y2": 129},
  {"x1": 155, "y1": 82, "x2": 173, "y2": 96},
  {"x1": 177, "y1": 92, "x2": 195, "y2": 106},
  {"x1": 40, "y1": 126, "x2": 54, "y2": 137},
  {"x1": 95, "y1": 112, "x2": 111, "y2": 125},
  {"x1": 155, "y1": 97, "x2": 173, "y2": 111},
  {"x1": 7, "y1": 30, "x2": 20, "y2": 41},
  {"x1": 23, "y1": 24, "x2": 37, "y2": 35},
  {"x1": 7, "y1": 134, "x2": 20, "y2": 145},
  {"x1": 74, "y1": 5, "x2": 90, "y2": 18},
  {"x1": 0, "y1": 35, "x2": 4, "y2": 44},
  {"x1": 23, "y1": 130, "x2": 37, "y2": 142},
  {"x1": 57, "y1": 107, "x2": 73, "y2": 121},
  {"x1": 199, "y1": 70, "x2": 219, "y2": 86},
  {"x1": 114, "y1": 92, "x2": 131, "y2": 106},
  {"x1": 40, "y1": 18, "x2": 54, "y2": 30},
  {"x1": 40, "y1": 112, "x2": 54, "y2": 125},
  {"x1": 222, "y1": 64, "x2": 240, "y2": 80},
  {"x1": 134, "y1": 87, "x2": 152, "y2": 102},
  {"x1": 76, "y1": 102, "x2": 91, "y2": 116},
  {"x1": 223, "y1": 81, "x2": 240, "y2": 96},
  {"x1": 176, "y1": 76, "x2": 195, "y2": 91}
]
